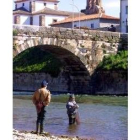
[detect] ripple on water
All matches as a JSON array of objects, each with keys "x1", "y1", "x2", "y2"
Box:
[{"x1": 13, "y1": 98, "x2": 128, "y2": 139}]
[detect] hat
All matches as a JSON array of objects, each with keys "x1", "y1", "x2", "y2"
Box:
[
  {"x1": 69, "y1": 94, "x2": 75, "y2": 98},
  {"x1": 41, "y1": 80, "x2": 48, "y2": 87}
]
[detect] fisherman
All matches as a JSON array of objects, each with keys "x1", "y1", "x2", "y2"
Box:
[
  {"x1": 66, "y1": 94, "x2": 80, "y2": 125},
  {"x1": 32, "y1": 80, "x2": 51, "y2": 134}
]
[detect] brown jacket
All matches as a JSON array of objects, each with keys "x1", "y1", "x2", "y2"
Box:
[{"x1": 32, "y1": 87, "x2": 51, "y2": 106}]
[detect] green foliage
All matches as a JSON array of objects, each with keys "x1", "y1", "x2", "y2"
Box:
[
  {"x1": 13, "y1": 44, "x2": 17, "y2": 50},
  {"x1": 92, "y1": 35, "x2": 100, "y2": 41},
  {"x1": 13, "y1": 47, "x2": 63, "y2": 77},
  {"x1": 80, "y1": 44, "x2": 85, "y2": 48},
  {"x1": 13, "y1": 30, "x2": 18, "y2": 36},
  {"x1": 97, "y1": 50, "x2": 128, "y2": 70}
]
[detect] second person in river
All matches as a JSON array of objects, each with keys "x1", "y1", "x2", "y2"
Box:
[{"x1": 66, "y1": 94, "x2": 80, "y2": 125}]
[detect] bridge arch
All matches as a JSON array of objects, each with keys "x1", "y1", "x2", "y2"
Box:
[
  {"x1": 13, "y1": 42, "x2": 92, "y2": 93},
  {"x1": 13, "y1": 36, "x2": 93, "y2": 74}
]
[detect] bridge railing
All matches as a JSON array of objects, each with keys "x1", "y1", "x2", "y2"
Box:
[{"x1": 13, "y1": 25, "x2": 128, "y2": 43}]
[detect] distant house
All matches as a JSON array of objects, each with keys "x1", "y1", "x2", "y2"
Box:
[
  {"x1": 13, "y1": 0, "x2": 80, "y2": 26},
  {"x1": 120, "y1": 0, "x2": 128, "y2": 33},
  {"x1": 13, "y1": 0, "x2": 120, "y2": 32},
  {"x1": 50, "y1": 13, "x2": 120, "y2": 31}
]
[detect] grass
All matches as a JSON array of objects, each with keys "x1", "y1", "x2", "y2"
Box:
[{"x1": 13, "y1": 94, "x2": 128, "y2": 107}]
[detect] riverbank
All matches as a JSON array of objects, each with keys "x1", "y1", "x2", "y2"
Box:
[
  {"x1": 13, "y1": 129, "x2": 93, "y2": 140},
  {"x1": 13, "y1": 94, "x2": 128, "y2": 106}
]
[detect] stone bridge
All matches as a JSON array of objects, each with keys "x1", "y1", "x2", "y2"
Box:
[{"x1": 13, "y1": 25, "x2": 128, "y2": 94}]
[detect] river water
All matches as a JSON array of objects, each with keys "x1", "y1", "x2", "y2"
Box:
[{"x1": 13, "y1": 95, "x2": 127, "y2": 140}]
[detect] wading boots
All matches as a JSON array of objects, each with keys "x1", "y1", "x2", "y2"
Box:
[
  {"x1": 36, "y1": 122, "x2": 40, "y2": 135},
  {"x1": 40, "y1": 123, "x2": 44, "y2": 134}
]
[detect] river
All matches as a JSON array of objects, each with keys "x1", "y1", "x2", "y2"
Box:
[{"x1": 13, "y1": 94, "x2": 127, "y2": 140}]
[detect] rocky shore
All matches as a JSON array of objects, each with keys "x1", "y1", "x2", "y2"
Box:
[{"x1": 13, "y1": 129, "x2": 93, "y2": 140}]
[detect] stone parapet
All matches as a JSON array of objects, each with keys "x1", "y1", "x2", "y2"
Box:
[{"x1": 13, "y1": 25, "x2": 127, "y2": 43}]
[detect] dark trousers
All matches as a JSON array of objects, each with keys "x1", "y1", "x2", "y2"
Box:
[
  {"x1": 68, "y1": 114, "x2": 75, "y2": 125},
  {"x1": 37, "y1": 106, "x2": 46, "y2": 125}
]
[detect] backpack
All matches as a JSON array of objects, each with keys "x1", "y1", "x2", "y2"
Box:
[{"x1": 35, "y1": 90, "x2": 44, "y2": 113}]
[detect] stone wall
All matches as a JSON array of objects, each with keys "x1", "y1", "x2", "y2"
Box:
[
  {"x1": 13, "y1": 73, "x2": 69, "y2": 92},
  {"x1": 91, "y1": 70, "x2": 128, "y2": 95},
  {"x1": 13, "y1": 72, "x2": 91, "y2": 94},
  {"x1": 13, "y1": 71, "x2": 128, "y2": 95}
]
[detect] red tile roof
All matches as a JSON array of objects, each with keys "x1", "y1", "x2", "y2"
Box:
[{"x1": 50, "y1": 13, "x2": 120, "y2": 25}]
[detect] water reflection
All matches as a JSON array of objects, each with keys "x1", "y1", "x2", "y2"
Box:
[{"x1": 67, "y1": 124, "x2": 80, "y2": 135}]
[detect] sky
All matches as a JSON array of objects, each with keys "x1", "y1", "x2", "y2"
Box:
[
  {"x1": 58, "y1": 0, "x2": 120, "y2": 17},
  {"x1": 13, "y1": 0, "x2": 120, "y2": 17}
]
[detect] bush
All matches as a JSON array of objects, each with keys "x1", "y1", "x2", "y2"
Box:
[
  {"x1": 13, "y1": 30, "x2": 18, "y2": 36},
  {"x1": 97, "y1": 50, "x2": 128, "y2": 70},
  {"x1": 13, "y1": 47, "x2": 63, "y2": 77}
]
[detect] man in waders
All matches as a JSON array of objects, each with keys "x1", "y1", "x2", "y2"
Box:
[
  {"x1": 66, "y1": 94, "x2": 80, "y2": 125},
  {"x1": 32, "y1": 80, "x2": 51, "y2": 134}
]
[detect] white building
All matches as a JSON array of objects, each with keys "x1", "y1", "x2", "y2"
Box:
[
  {"x1": 120, "y1": 0, "x2": 128, "y2": 33},
  {"x1": 50, "y1": 13, "x2": 120, "y2": 31},
  {"x1": 13, "y1": 0, "x2": 80, "y2": 27}
]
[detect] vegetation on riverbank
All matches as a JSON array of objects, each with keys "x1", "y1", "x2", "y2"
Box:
[
  {"x1": 97, "y1": 50, "x2": 128, "y2": 70},
  {"x1": 13, "y1": 48, "x2": 128, "y2": 76},
  {"x1": 13, "y1": 47, "x2": 63, "y2": 77},
  {"x1": 13, "y1": 94, "x2": 127, "y2": 107}
]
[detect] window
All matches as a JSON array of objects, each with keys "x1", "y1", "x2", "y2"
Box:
[
  {"x1": 22, "y1": 3, "x2": 24, "y2": 7},
  {"x1": 29, "y1": 2, "x2": 31, "y2": 12},
  {"x1": 74, "y1": 24, "x2": 77, "y2": 27},
  {"x1": 54, "y1": 4, "x2": 57, "y2": 10},
  {"x1": 15, "y1": 4, "x2": 17, "y2": 9},
  {"x1": 53, "y1": 19, "x2": 57, "y2": 23},
  {"x1": 126, "y1": 18, "x2": 128, "y2": 33},
  {"x1": 14, "y1": 16, "x2": 17, "y2": 24},
  {"x1": 126, "y1": 25, "x2": 128, "y2": 33},
  {"x1": 30, "y1": 17, "x2": 33, "y2": 25},
  {"x1": 91, "y1": 23, "x2": 94, "y2": 29},
  {"x1": 39, "y1": 16, "x2": 42, "y2": 26},
  {"x1": 126, "y1": 6, "x2": 128, "y2": 14},
  {"x1": 44, "y1": 3, "x2": 46, "y2": 6},
  {"x1": 39, "y1": 15, "x2": 45, "y2": 26},
  {"x1": 14, "y1": 16, "x2": 20, "y2": 24}
]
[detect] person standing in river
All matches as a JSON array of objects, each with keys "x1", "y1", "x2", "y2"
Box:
[
  {"x1": 66, "y1": 94, "x2": 80, "y2": 125},
  {"x1": 32, "y1": 80, "x2": 51, "y2": 134}
]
